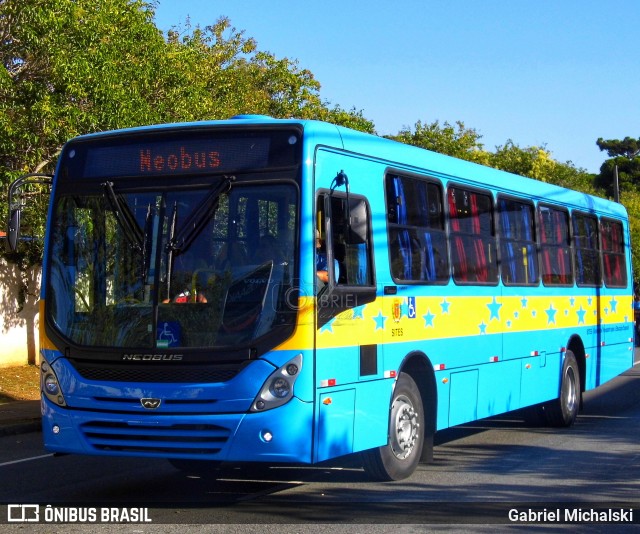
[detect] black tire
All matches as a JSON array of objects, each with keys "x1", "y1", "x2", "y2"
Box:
[
  {"x1": 362, "y1": 372, "x2": 424, "y2": 481},
  {"x1": 542, "y1": 351, "x2": 581, "y2": 427}
]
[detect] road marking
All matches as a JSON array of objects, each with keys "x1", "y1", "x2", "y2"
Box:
[{"x1": 0, "y1": 453, "x2": 53, "y2": 467}]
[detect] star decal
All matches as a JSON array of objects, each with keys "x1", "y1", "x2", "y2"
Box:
[
  {"x1": 609, "y1": 298, "x2": 618, "y2": 313},
  {"x1": 576, "y1": 306, "x2": 586, "y2": 325},
  {"x1": 352, "y1": 306, "x2": 364, "y2": 320},
  {"x1": 423, "y1": 309, "x2": 435, "y2": 328},
  {"x1": 520, "y1": 296, "x2": 528, "y2": 308},
  {"x1": 478, "y1": 321, "x2": 487, "y2": 334},
  {"x1": 440, "y1": 299, "x2": 451, "y2": 314},
  {"x1": 545, "y1": 304, "x2": 557, "y2": 324},
  {"x1": 320, "y1": 318, "x2": 334, "y2": 333},
  {"x1": 487, "y1": 297, "x2": 502, "y2": 321},
  {"x1": 373, "y1": 311, "x2": 387, "y2": 330}
]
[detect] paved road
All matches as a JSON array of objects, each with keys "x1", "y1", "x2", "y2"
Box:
[{"x1": 1, "y1": 362, "x2": 639, "y2": 531}]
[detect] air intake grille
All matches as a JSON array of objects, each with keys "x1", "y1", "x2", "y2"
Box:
[
  {"x1": 70, "y1": 361, "x2": 240, "y2": 383},
  {"x1": 80, "y1": 420, "x2": 231, "y2": 455}
]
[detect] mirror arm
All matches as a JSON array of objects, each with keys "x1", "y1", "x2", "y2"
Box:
[{"x1": 6, "y1": 173, "x2": 53, "y2": 252}]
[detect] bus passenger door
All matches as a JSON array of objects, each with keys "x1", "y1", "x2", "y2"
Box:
[{"x1": 313, "y1": 157, "x2": 382, "y2": 461}]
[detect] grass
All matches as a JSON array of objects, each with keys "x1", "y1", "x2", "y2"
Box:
[{"x1": 0, "y1": 364, "x2": 41, "y2": 403}]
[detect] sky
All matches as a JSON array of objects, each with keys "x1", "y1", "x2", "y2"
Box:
[{"x1": 153, "y1": 1, "x2": 640, "y2": 174}]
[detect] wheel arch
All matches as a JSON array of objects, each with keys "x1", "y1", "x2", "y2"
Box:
[
  {"x1": 566, "y1": 334, "x2": 586, "y2": 396},
  {"x1": 398, "y1": 350, "x2": 437, "y2": 462}
]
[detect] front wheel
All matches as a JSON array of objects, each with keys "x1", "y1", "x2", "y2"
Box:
[
  {"x1": 542, "y1": 351, "x2": 581, "y2": 427},
  {"x1": 361, "y1": 372, "x2": 424, "y2": 481}
]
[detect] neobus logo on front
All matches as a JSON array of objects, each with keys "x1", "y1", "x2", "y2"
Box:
[{"x1": 122, "y1": 354, "x2": 183, "y2": 362}]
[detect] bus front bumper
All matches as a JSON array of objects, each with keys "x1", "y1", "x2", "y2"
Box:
[{"x1": 41, "y1": 395, "x2": 313, "y2": 464}]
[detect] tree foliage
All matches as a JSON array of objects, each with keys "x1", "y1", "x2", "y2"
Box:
[
  {"x1": 389, "y1": 120, "x2": 596, "y2": 192},
  {"x1": 595, "y1": 137, "x2": 640, "y2": 200},
  {"x1": 0, "y1": 0, "x2": 372, "y2": 268},
  {"x1": 596, "y1": 137, "x2": 640, "y2": 159},
  {"x1": 1, "y1": 0, "x2": 637, "y2": 281},
  {"x1": 386, "y1": 120, "x2": 484, "y2": 162}
]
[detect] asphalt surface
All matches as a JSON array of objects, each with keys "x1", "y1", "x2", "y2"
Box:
[{"x1": 0, "y1": 399, "x2": 40, "y2": 437}]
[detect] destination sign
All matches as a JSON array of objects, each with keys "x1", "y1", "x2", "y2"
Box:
[{"x1": 81, "y1": 137, "x2": 272, "y2": 179}]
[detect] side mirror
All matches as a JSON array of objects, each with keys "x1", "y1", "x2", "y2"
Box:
[
  {"x1": 5, "y1": 172, "x2": 53, "y2": 253},
  {"x1": 7, "y1": 209, "x2": 21, "y2": 252}
]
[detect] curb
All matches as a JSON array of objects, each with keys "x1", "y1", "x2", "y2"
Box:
[
  {"x1": 0, "y1": 418, "x2": 41, "y2": 437},
  {"x1": 0, "y1": 400, "x2": 42, "y2": 437}
]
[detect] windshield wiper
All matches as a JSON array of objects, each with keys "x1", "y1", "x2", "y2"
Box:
[
  {"x1": 165, "y1": 176, "x2": 233, "y2": 300},
  {"x1": 167, "y1": 176, "x2": 233, "y2": 253},
  {"x1": 102, "y1": 181, "x2": 143, "y2": 250}
]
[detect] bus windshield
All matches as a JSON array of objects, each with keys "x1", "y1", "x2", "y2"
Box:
[{"x1": 47, "y1": 180, "x2": 299, "y2": 351}]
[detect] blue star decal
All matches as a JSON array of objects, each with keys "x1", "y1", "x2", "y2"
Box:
[
  {"x1": 400, "y1": 300, "x2": 410, "y2": 318},
  {"x1": 609, "y1": 298, "x2": 618, "y2": 313},
  {"x1": 487, "y1": 297, "x2": 502, "y2": 321},
  {"x1": 320, "y1": 318, "x2": 334, "y2": 333},
  {"x1": 440, "y1": 299, "x2": 451, "y2": 314},
  {"x1": 423, "y1": 309, "x2": 435, "y2": 328},
  {"x1": 373, "y1": 311, "x2": 387, "y2": 330},
  {"x1": 570, "y1": 297, "x2": 575, "y2": 307},
  {"x1": 352, "y1": 306, "x2": 364, "y2": 320},
  {"x1": 520, "y1": 296, "x2": 528, "y2": 308},
  {"x1": 576, "y1": 306, "x2": 586, "y2": 325},
  {"x1": 588, "y1": 296, "x2": 593, "y2": 306},
  {"x1": 545, "y1": 304, "x2": 557, "y2": 324},
  {"x1": 506, "y1": 320, "x2": 512, "y2": 328},
  {"x1": 478, "y1": 321, "x2": 487, "y2": 334}
]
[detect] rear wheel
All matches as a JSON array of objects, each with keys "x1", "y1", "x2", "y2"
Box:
[
  {"x1": 542, "y1": 351, "x2": 581, "y2": 427},
  {"x1": 362, "y1": 372, "x2": 424, "y2": 481}
]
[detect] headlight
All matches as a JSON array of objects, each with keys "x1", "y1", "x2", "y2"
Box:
[
  {"x1": 251, "y1": 354, "x2": 302, "y2": 412},
  {"x1": 41, "y1": 363, "x2": 66, "y2": 407},
  {"x1": 269, "y1": 377, "x2": 290, "y2": 398},
  {"x1": 44, "y1": 375, "x2": 59, "y2": 395}
]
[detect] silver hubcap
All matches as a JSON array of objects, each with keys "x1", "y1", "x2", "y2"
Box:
[
  {"x1": 563, "y1": 366, "x2": 577, "y2": 414},
  {"x1": 389, "y1": 394, "x2": 419, "y2": 460}
]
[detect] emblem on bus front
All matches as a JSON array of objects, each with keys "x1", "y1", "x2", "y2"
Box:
[{"x1": 140, "y1": 398, "x2": 161, "y2": 410}]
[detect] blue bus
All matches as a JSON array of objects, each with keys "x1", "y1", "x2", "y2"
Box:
[{"x1": 7, "y1": 116, "x2": 634, "y2": 480}]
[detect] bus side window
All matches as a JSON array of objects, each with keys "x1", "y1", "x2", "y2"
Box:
[
  {"x1": 572, "y1": 212, "x2": 601, "y2": 287},
  {"x1": 497, "y1": 196, "x2": 539, "y2": 286},
  {"x1": 601, "y1": 218, "x2": 627, "y2": 288},
  {"x1": 385, "y1": 173, "x2": 448, "y2": 284},
  {"x1": 538, "y1": 205, "x2": 573, "y2": 286},
  {"x1": 448, "y1": 185, "x2": 498, "y2": 284}
]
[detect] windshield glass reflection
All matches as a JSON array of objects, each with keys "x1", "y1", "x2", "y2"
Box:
[{"x1": 48, "y1": 182, "x2": 298, "y2": 350}]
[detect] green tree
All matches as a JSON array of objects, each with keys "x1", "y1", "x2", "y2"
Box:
[
  {"x1": 596, "y1": 136, "x2": 640, "y2": 159},
  {"x1": 0, "y1": 1, "x2": 373, "y2": 268},
  {"x1": 595, "y1": 137, "x2": 640, "y2": 197},
  {"x1": 386, "y1": 119, "x2": 485, "y2": 161},
  {"x1": 488, "y1": 140, "x2": 597, "y2": 192}
]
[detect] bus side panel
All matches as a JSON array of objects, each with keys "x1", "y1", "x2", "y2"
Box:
[{"x1": 596, "y1": 290, "x2": 634, "y2": 386}]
